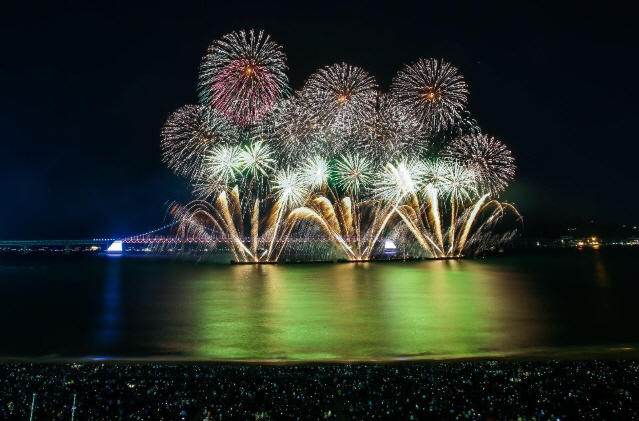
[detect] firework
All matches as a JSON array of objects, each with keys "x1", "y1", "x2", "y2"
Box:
[
  {"x1": 264, "y1": 98, "x2": 328, "y2": 164},
  {"x1": 297, "y1": 63, "x2": 378, "y2": 141},
  {"x1": 199, "y1": 30, "x2": 290, "y2": 125},
  {"x1": 165, "y1": 32, "x2": 520, "y2": 262},
  {"x1": 289, "y1": 196, "x2": 393, "y2": 261},
  {"x1": 443, "y1": 133, "x2": 515, "y2": 196},
  {"x1": 440, "y1": 160, "x2": 477, "y2": 203},
  {"x1": 272, "y1": 167, "x2": 309, "y2": 209},
  {"x1": 299, "y1": 156, "x2": 330, "y2": 191},
  {"x1": 334, "y1": 153, "x2": 374, "y2": 196},
  {"x1": 239, "y1": 140, "x2": 275, "y2": 178},
  {"x1": 161, "y1": 105, "x2": 238, "y2": 179},
  {"x1": 448, "y1": 110, "x2": 481, "y2": 139},
  {"x1": 419, "y1": 159, "x2": 451, "y2": 192},
  {"x1": 394, "y1": 190, "x2": 520, "y2": 258},
  {"x1": 236, "y1": 140, "x2": 276, "y2": 202},
  {"x1": 391, "y1": 58, "x2": 468, "y2": 134},
  {"x1": 374, "y1": 160, "x2": 424, "y2": 203},
  {"x1": 196, "y1": 144, "x2": 244, "y2": 197},
  {"x1": 356, "y1": 93, "x2": 427, "y2": 163}
]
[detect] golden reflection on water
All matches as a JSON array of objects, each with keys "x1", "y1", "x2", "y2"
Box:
[
  {"x1": 594, "y1": 252, "x2": 610, "y2": 288},
  {"x1": 187, "y1": 261, "x2": 543, "y2": 361}
]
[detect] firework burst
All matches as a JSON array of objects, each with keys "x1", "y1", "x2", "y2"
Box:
[
  {"x1": 199, "y1": 29, "x2": 290, "y2": 125},
  {"x1": 299, "y1": 156, "x2": 330, "y2": 191},
  {"x1": 391, "y1": 58, "x2": 468, "y2": 134},
  {"x1": 161, "y1": 105, "x2": 238, "y2": 179},
  {"x1": 355, "y1": 93, "x2": 427, "y2": 163},
  {"x1": 297, "y1": 63, "x2": 378, "y2": 140},
  {"x1": 419, "y1": 159, "x2": 451, "y2": 192},
  {"x1": 195, "y1": 144, "x2": 244, "y2": 197},
  {"x1": 443, "y1": 133, "x2": 515, "y2": 196},
  {"x1": 334, "y1": 153, "x2": 374, "y2": 196},
  {"x1": 440, "y1": 160, "x2": 477, "y2": 203},
  {"x1": 272, "y1": 167, "x2": 309, "y2": 208},
  {"x1": 374, "y1": 160, "x2": 424, "y2": 203},
  {"x1": 239, "y1": 140, "x2": 275, "y2": 178},
  {"x1": 165, "y1": 31, "x2": 520, "y2": 262},
  {"x1": 267, "y1": 98, "x2": 329, "y2": 163}
]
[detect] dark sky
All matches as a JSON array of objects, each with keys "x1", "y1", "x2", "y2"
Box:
[{"x1": 0, "y1": 0, "x2": 635, "y2": 239}]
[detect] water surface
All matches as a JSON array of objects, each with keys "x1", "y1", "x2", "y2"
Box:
[{"x1": 1, "y1": 249, "x2": 638, "y2": 361}]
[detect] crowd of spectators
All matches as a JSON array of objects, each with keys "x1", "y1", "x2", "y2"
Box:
[{"x1": 1, "y1": 360, "x2": 638, "y2": 420}]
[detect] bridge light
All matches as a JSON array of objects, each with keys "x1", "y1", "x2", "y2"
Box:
[{"x1": 107, "y1": 240, "x2": 123, "y2": 253}]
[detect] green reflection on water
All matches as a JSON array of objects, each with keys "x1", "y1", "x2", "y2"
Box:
[{"x1": 187, "y1": 260, "x2": 541, "y2": 361}]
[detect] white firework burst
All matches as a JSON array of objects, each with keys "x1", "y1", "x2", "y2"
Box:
[
  {"x1": 439, "y1": 159, "x2": 478, "y2": 202},
  {"x1": 334, "y1": 153, "x2": 374, "y2": 196},
  {"x1": 443, "y1": 133, "x2": 515, "y2": 196},
  {"x1": 391, "y1": 58, "x2": 468, "y2": 134},
  {"x1": 161, "y1": 105, "x2": 238, "y2": 179},
  {"x1": 374, "y1": 160, "x2": 424, "y2": 203},
  {"x1": 239, "y1": 140, "x2": 275, "y2": 177},
  {"x1": 299, "y1": 156, "x2": 330, "y2": 190},
  {"x1": 297, "y1": 63, "x2": 378, "y2": 140},
  {"x1": 203, "y1": 144, "x2": 244, "y2": 186},
  {"x1": 272, "y1": 167, "x2": 309, "y2": 208}
]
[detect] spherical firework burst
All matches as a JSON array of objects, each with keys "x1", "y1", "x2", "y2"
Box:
[
  {"x1": 297, "y1": 63, "x2": 377, "y2": 140},
  {"x1": 272, "y1": 168, "x2": 309, "y2": 208},
  {"x1": 236, "y1": 140, "x2": 277, "y2": 203},
  {"x1": 334, "y1": 153, "x2": 373, "y2": 196},
  {"x1": 239, "y1": 140, "x2": 275, "y2": 178},
  {"x1": 374, "y1": 160, "x2": 423, "y2": 203},
  {"x1": 442, "y1": 134, "x2": 515, "y2": 196},
  {"x1": 299, "y1": 156, "x2": 330, "y2": 190},
  {"x1": 419, "y1": 159, "x2": 451, "y2": 192},
  {"x1": 161, "y1": 105, "x2": 238, "y2": 179},
  {"x1": 391, "y1": 58, "x2": 468, "y2": 134},
  {"x1": 196, "y1": 144, "x2": 244, "y2": 197},
  {"x1": 199, "y1": 29, "x2": 290, "y2": 125},
  {"x1": 440, "y1": 159, "x2": 477, "y2": 202}
]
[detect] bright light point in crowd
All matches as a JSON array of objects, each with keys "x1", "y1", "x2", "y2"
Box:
[
  {"x1": 107, "y1": 240, "x2": 123, "y2": 252},
  {"x1": 384, "y1": 240, "x2": 397, "y2": 250}
]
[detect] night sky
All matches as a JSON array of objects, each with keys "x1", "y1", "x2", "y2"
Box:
[{"x1": 0, "y1": 1, "x2": 635, "y2": 239}]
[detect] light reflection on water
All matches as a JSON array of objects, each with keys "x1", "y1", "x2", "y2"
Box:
[
  {"x1": 181, "y1": 260, "x2": 544, "y2": 360},
  {"x1": 2, "y1": 250, "x2": 639, "y2": 361}
]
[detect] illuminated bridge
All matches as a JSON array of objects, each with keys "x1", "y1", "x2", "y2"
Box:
[
  {"x1": 0, "y1": 237, "x2": 218, "y2": 254},
  {"x1": 0, "y1": 236, "x2": 380, "y2": 253},
  {"x1": 0, "y1": 223, "x2": 397, "y2": 254}
]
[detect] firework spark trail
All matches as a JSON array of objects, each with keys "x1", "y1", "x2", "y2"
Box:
[
  {"x1": 251, "y1": 199, "x2": 259, "y2": 259},
  {"x1": 457, "y1": 201, "x2": 522, "y2": 256},
  {"x1": 438, "y1": 160, "x2": 477, "y2": 252},
  {"x1": 370, "y1": 159, "x2": 519, "y2": 258},
  {"x1": 264, "y1": 168, "x2": 310, "y2": 260},
  {"x1": 217, "y1": 190, "x2": 250, "y2": 261},
  {"x1": 288, "y1": 207, "x2": 357, "y2": 259}
]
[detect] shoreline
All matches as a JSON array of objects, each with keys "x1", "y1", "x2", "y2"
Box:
[{"x1": 2, "y1": 345, "x2": 639, "y2": 365}]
